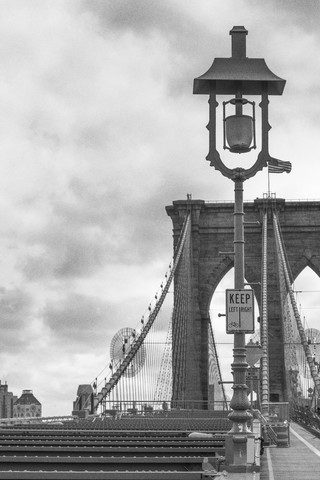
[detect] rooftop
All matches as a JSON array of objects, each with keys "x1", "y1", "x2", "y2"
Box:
[{"x1": 14, "y1": 390, "x2": 41, "y2": 406}]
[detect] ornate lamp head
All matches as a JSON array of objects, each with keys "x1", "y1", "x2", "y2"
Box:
[{"x1": 193, "y1": 26, "x2": 286, "y2": 181}]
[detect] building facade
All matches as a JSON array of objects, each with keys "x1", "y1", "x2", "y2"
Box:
[
  {"x1": 13, "y1": 390, "x2": 42, "y2": 418},
  {"x1": 0, "y1": 381, "x2": 16, "y2": 418}
]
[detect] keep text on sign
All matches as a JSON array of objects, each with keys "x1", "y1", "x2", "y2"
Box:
[{"x1": 226, "y1": 289, "x2": 254, "y2": 333}]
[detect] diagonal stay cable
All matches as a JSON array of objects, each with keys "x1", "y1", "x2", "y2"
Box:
[
  {"x1": 273, "y1": 211, "x2": 320, "y2": 396},
  {"x1": 208, "y1": 321, "x2": 228, "y2": 406}
]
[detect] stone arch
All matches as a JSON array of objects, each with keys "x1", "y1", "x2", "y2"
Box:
[
  {"x1": 166, "y1": 198, "x2": 320, "y2": 404},
  {"x1": 200, "y1": 257, "x2": 234, "y2": 317},
  {"x1": 291, "y1": 255, "x2": 320, "y2": 283}
]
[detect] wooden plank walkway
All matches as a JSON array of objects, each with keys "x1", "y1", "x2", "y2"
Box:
[
  {"x1": 259, "y1": 421, "x2": 320, "y2": 480},
  {"x1": 224, "y1": 421, "x2": 320, "y2": 480}
]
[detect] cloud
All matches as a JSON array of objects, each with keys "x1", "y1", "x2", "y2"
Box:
[
  {"x1": 0, "y1": 286, "x2": 30, "y2": 317},
  {"x1": 17, "y1": 174, "x2": 175, "y2": 283},
  {"x1": 0, "y1": 0, "x2": 319, "y2": 416},
  {"x1": 42, "y1": 293, "x2": 116, "y2": 346},
  {"x1": 82, "y1": 0, "x2": 194, "y2": 38},
  {"x1": 250, "y1": 0, "x2": 320, "y2": 32},
  {"x1": 0, "y1": 287, "x2": 34, "y2": 346},
  {"x1": 18, "y1": 197, "x2": 110, "y2": 281}
]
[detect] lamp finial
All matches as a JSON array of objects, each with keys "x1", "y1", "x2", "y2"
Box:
[{"x1": 229, "y1": 26, "x2": 248, "y2": 58}]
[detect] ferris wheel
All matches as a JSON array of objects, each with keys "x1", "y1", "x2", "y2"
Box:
[{"x1": 110, "y1": 327, "x2": 146, "y2": 377}]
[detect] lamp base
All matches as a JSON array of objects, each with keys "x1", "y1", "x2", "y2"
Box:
[{"x1": 225, "y1": 432, "x2": 257, "y2": 470}]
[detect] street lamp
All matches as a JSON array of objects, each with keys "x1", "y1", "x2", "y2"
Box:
[
  {"x1": 194, "y1": 26, "x2": 285, "y2": 180},
  {"x1": 193, "y1": 26, "x2": 285, "y2": 469}
]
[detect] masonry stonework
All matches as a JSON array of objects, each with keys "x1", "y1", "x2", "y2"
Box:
[{"x1": 166, "y1": 198, "x2": 320, "y2": 404}]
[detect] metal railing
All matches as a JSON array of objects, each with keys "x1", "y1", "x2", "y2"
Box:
[{"x1": 99, "y1": 399, "x2": 231, "y2": 417}]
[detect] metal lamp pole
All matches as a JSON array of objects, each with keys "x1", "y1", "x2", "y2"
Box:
[
  {"x1": 228, "y1": 178, "x2": 251, "y2": 431},
  {"x1": 193, "y1": 26, "x2": 286, "y2": 469}
]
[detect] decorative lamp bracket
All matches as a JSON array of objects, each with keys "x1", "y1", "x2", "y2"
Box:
[{"x1": 207, "y1": 89, "x2": 273, "y2": 182}]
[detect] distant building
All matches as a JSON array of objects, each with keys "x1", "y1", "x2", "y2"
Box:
[
  {"x1": 0, "y1": 381, "x2": 16, "y2": 418},
  {"x1": 73, "y1": 384, "x2": 94, "y2": 416},
  {"x1": 13, "y1": 390, "x2": 42, "y2": 418}
]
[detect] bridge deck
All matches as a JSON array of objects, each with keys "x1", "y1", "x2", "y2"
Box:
[
  {"x1": 205, "y1": 421, "x2": 320, "y2": 480},
  {"x1": 0, "y1": 420, "x2": 319, "y2": 479},
  {"x1": 259, "y1": 422, "x2": 320, "y2": 480}
]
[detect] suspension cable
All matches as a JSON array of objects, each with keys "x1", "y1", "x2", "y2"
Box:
[
  {"x1": 273, "y1": 211, "x2": 320, "y2": 396},
  {"x1": 260, "y1": 210, "x2": 269, "y2": 415},
  {"x1": 93, "y1": 212, "x2": 191, "y2": 411},
  {"x1": 208, "y1": 321, "x2": 228, "y2": 406}
]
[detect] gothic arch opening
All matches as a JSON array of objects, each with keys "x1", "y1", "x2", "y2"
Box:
[
  {"x1": 293, "y1": 266, "x2": 320, "y2": 334},
  {"x1": 290, "y1": 267, "x2": 320, "y2": 400},
  {"x1": 209, "y1": 268, "x2": 260, "y2": 400}
]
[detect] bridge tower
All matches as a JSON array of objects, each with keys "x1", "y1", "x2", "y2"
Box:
[{"x1": 166, "y1": 197, "x2": 320, "y2": 405}]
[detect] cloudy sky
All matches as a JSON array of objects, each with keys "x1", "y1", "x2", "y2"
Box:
[{"x1": 1, "y1": 0, "x2": 320, "y2": 416}]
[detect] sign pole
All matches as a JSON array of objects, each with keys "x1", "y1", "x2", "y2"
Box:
[{"x1": 227, "y1": 179, "x2": 252, "y2": 431}]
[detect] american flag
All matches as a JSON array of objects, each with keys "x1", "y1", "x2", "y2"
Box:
[{"x1": 268, "y1": 159, "x2": 292, "y2": 174}]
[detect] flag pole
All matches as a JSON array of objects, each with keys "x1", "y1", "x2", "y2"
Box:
[{"x1": 267, "y1": 166, "x2": 271, "y2": 198}]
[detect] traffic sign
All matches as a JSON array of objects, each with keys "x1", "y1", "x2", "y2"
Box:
[
  {"x1": 226, "y1": 289, "x2": 254, "y2": 333},
  {"x1": 246, "y1": 340, "x2": 263, "y2": 366}
]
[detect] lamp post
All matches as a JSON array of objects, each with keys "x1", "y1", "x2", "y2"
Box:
[{"x1": 193, "y1": 26, "x2": 285, "y2": 470}]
